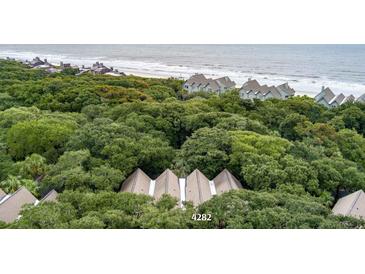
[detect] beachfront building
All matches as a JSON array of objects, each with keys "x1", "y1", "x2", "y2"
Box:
[
  {"x1": 28, "y1": 56, "x2": 45, "y2": 67},
  {"x1": 332, "y1": 190, "x2": 365, "y2": 219},
  {"x1": 119, "y1": 168, "x2": 243, "y2": 206},
  {"x1": 0, "y1": 187, "x2": 58, "y2": 223},
  {"x1": 356, "y1": 94, "x2": 365, "y2": 103},
  {"x1": 276, "y1": 82, "x2": 296, "y2": 99},
  {"x1": 314, "y1": 86, "x2": 355, "y2": 108},
  {"x1": 342, "y1": 94, "x2": 355, "y2": 104},
  {"x1": 183, "y1": 74, "x2": 236, "y2": 94},
  {"x1": 91, "y1": 62, "x2": 113, "y2": 74},
  {"x1": 76, "y1": 62, "x2": 126, "y2": 76},
  {"x1": 314, "y1": 87, "x2": 335, "y2": 107},
  {"x1": 330, "y1": 93, "x2": 346, "y2": 108},
  {"x1": 239, "y1": 78, "x2": 295, "y2": 100}
]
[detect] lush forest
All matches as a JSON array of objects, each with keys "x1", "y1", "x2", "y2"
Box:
[{"x1": 1, "y1": 59, "x2": 365, "y2": 229}]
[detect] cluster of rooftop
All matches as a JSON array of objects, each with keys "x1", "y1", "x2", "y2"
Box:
[
  {"x1": 77, "y1": 61, "x2": 126, "y2": 76},
  {"x1": 314, "y1": 86, "x2": 365, "y2": 108},
  {"x1": 0, "y1": 187, "x2": 57, "y2": 223},
  {"x1": 239, "y1": 79, "x2": 296, "y2": 100},
  {"x1": 21, "y1": 56, "x2": 126, "y2": 76},
  {"x1": 314, "y1": 86, "x2": 357, "y2": 108},
  {"x1": 2, "y1": 176, "x2": 365, "y2": 224},
  {"x1": 183, "y1": 74, "x2": 236, "y2": 94},
  {"x1": 120, "y1": 168, "x2": 243, "y2": 206}
]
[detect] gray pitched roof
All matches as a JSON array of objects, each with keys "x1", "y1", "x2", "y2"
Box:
[
  {"x1": 356, "y1": 94, "x2": 365, "y2": 102},
  {"x1": 120, "y1": 168, "x2": 151, "y2": 195},
  {"x1": 329, "y1": 93, "x2": 345, "y2": 106},
  {"x1": 276, "y1": 82, "x2": 296, "y2": 96},
  {"x1": 332, "y1": 190, "x2": 365, "y2": 219},
  {"x1": 185, "y1": 169, "x2": 212, "y2": 206},
  {"x1": 213, "y1": 169, "x2": 243, "y2": 195},
  {"x1": 264, "y1": 86, "x2": 282, "y2": 98},
  {"x1": 203, "y1": 79, "x2": 220, "y2": 91},
  {"x1": 0, "y1": 187, "x2": 37, "y2": 223},
  {"x1": 185, "y1": 74, "x2": 207, "y2": 86},
  {"x1": 215, "y1": 76, "x2": 236, "y2": 89},
  {"x1": 153, "y1": 169, "x2": 180, "y2": 201},
  {"x1": 315, "y1": 87, "x2": 335, "y2": 103},
  {"x1": 40, "y1": 189, "x2": 58, "y2": 203},
  {"x1": 240, "y1": 79, "x2": 261, "y2": 92},
  {"x1": 342, "y1": 95, "x2": 355, "y2": 104}
]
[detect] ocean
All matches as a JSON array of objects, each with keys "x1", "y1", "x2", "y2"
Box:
[{"x1": 0, "y1": 44, "x2": 364, "y2": 97}]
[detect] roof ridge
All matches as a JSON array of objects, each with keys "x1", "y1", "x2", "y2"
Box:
[
  {"x1": 347, "y1": 190, "x2": 363, "y2": 215},
  {"x1": 195, "y1": 170, "x2": 203, "y2": 204}
]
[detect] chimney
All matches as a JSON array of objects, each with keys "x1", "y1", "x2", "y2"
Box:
[
  {"x1": 248, "y1": 77, "x2": 252, "y2": 81},
  {"x1": 100, "y1": 62, "x2": 103, "y2": 67},
  {"x1": 82, "y1": 65, "x2": 85, "y2": 69},
  {"x1": 321, "y1": 86, "x2": 325, "y2": 92},
  {"x1": 44, "y1": 59, "x2": 47, "y2": 63},
  {"x1": 110, "y1": 66, "x2": 113, "y2": 71}
]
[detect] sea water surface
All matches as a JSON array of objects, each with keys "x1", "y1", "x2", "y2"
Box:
[{"x1": 0, "y1": 44, "x2": 364, "y2": 97}]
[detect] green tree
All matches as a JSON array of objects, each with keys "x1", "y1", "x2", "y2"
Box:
[
  {"x1": 174, "y1": 127, "x2": 231, "y2": 177},
  {"x1": 7, "y1": 118, "x2": 76, "y2": 162}
]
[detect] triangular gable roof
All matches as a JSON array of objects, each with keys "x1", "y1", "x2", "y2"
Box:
[
  {"x1": 329, "y1": 93, "x2": 345, "y2": 105},
  {"x1": 203, "y1": 79, "x2": 220, "y2": 91},
  {"x1": 185, "y1": 74, "x2": 207, "y2": 86},
  {"x1": 120, "y1": 168, "x2": 151, "y2": 195},
  {"x1": 264, "y1": 86, "x2": 282, "y2": 98},
  {"x1": 185, "y1": 169, "x2": 212, "y2": 206},
  {"x1": 40, "y1": 189, "x2": 58, "y2": 203},
  {"x1": 356, "y1": 94, "x2": 365, "y2": 102},
  {"x1": 323, "y1": 87, "x2": 335, "y2": 101},
  {"x1": 213, "y1": 169, "x2": 243, "y2": 195},
  {"x1": 315, "y1": 87, "x2": 335, "y2": 103},
  {"x1": 277, "y1": 82, "x2": 296, "y2": 96},
  {"x1": 332, "y1": 190, "x2": 365, "y2": 219},
  {"x1": 0, "y1": 187, "x2": 37, "y2": 223},
  {"x1": 153, "y1": 169, "x2": 180, "y2": 201},
  {"x1": 342, "y1": 95, "x2": 355, "y2": 104},
  {"x1": 215, "y1": 76, "x2": 236, "y2": 89},
  {"x1": 240, "y1": 79, "x2": 261, "y2": 92}
]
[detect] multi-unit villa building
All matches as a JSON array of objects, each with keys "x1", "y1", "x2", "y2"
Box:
[
  {"x1": 314, "y1": 86, "x2": 355, "y2": 108},
  {"x1": 77, "y1": 62, "x2": 126, "y2": 76},
  {"x1": 120, "y1": 168, "x2": 243, "y2": 206},
  {"x1": 183, "y1": 74, "x2": 236, "y2": 94},
  {"x1": 239, "y1": 79, "x2": 295, "y2": 100}
]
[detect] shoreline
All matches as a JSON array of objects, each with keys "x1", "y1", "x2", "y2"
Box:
[{"x1": 1, "y1": 54, "x2": 363, "y2": 98}]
